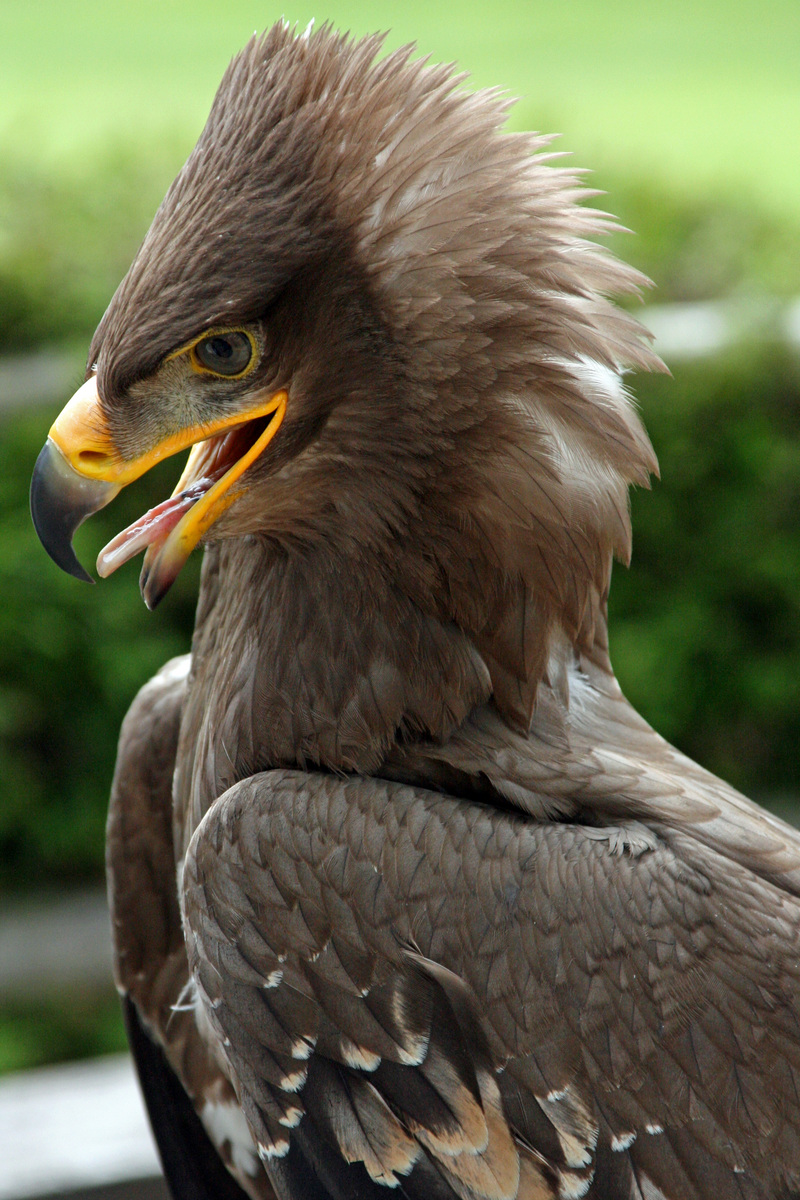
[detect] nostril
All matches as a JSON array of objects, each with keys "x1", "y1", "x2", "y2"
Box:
[{"x1": 77, "y1": 449, "x2": 113, "y2": 466}]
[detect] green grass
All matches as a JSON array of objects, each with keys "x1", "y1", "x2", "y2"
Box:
[
  {"x1": 2, "y1": 0, "x2": 799, "y2": 351},
  {"x1": 1, "y1": 0, "x2": 799, "y2": 220}
]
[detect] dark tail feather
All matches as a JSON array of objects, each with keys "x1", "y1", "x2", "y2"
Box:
[
  {"x1": 125, "y1": 994, "x2": 463, "y2": 1200},
  {"x1": 268, "y1": 1108, "x2": 461, "y2": 1200},
  {"x1": 123, "y1": 994, "x2": 252, "y2": 1200},
  {"x1": 268, "y1": 1121, "x2": 386, "y2": 1200}
]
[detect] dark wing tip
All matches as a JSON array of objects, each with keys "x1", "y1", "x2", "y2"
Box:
[{"x1": 122, "y1": 995, "x2": 253, "y2": 1200}]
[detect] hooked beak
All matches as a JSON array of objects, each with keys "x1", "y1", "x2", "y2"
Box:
[
  {"x1": 30, "y1": 375, "x2": 287, "y2": 607},
  {"x1": 30, "y1": 436, "x2": 119, "y2": 583}
]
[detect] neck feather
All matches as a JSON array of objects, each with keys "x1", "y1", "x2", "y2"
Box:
[{"x1": 174, "y1": 539, "x2": 492, "y2": 849}]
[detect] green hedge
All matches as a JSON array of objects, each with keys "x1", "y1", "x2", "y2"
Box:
[
  {"x1": 1, "y1": 343, "x2": 798, "y2": 895},
  {"x1": 0, "y1": 152, "x2": 798, "y2": 1076},
  {"x1": 0, "y1": 992, "x2": 127, "y2": 1074},
  {"x1": 610, "y1": 345, "x2": 800, "y2": 803},
  {"x1": 602, "y1": 172, "x2": 800, "y2": 304},
  {"x1": 1, "y1": 150, "x2": 799, "y2": 894},
  {"x1": 0, "y1": 410, "x2": 199, "y2": 891}
]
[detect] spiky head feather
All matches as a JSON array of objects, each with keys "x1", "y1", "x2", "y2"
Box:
[{"x1": 92, "y1": 23, "x2": 661, "y2": 725}]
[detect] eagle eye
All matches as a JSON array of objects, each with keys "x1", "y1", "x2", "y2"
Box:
[{"x1": 192, "y1": 331, "x2": 254, "y2": 377}]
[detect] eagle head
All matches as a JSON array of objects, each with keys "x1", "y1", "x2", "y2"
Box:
[{"x1": 31, "y1": 23, "x2": 659, "y2": 709}]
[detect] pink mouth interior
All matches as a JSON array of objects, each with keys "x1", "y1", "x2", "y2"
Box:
[
  {"x1": 95, "y1": 415, "x2": 274, "y2": 580},
  {"x1": 96, "y1": 478, "x2": 213, "y2": 577}
]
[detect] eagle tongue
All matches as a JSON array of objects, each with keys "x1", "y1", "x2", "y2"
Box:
[{"x1": 96, "y1": 481, "x2": 210, "y2": 578}]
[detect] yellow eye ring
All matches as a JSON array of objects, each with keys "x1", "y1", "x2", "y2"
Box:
[{"x1": 165, "y1": 327, "x2": 259, "y2": 380}]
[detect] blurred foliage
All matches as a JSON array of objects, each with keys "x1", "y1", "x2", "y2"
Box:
[
  {"x1": 0, "y1": 146, "x2": 799, "y2": 1074},
  {"x1": 610, "y1": 345, "x2": 800, "y2": 800},
  {"x1": 0, "y1": 989, "x2": 126, "y2": 1074},
  {"x1": 0, "y1": 143, "x2": 187, "y2": 350},
  {"x1": 602, "y1": 172, "x2": 800, "y2": 303},
  {"x1": 0, "y1": 347, "x2": 797, "y2": 898},
  {"x1": 0, "y1": 404, "x2": 199, "y2": 891}
]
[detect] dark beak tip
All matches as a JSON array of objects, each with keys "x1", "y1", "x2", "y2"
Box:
[
  {"x1": 139, "y1": 562, "x2": 168, "y2": 611},
  {"x1": 30, "y1": 440, "x2": 112, "y2": 584}
]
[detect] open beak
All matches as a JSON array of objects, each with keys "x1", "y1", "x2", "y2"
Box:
[{"x1": 30, "y1": 375, "x2": 287, "y2": 608}]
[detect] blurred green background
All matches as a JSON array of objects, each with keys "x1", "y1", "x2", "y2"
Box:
[{"x1": 0, "y1": 0, "x2": 798, "y2": 1072}]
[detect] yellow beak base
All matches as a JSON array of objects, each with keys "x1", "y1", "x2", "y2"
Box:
[
  {"x1": 30, "y1": 373, "x2": 288, "y2": 603},
  {"x1": 138, "y1": 392, "x2": 287, "y2": 609}
]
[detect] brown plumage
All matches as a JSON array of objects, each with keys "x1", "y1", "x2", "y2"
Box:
[{"x1": 30, "y1": 23, "x2": 800, "y2": 1200}]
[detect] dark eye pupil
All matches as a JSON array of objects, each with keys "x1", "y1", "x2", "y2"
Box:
[{"x1": 195, "y1": 331, "x2": 252, "y2": 375}]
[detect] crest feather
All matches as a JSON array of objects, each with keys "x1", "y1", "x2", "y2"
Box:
[{"x1": 93, "y1": 24, "x2": 662, "y2": 723}]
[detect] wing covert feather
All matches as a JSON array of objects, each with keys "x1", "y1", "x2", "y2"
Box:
[{"x1": 181, "y1": 769, "x2": 800, "y2": 1200}]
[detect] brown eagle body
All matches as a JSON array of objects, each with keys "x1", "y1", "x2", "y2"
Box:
[{"x1": 30, "y1": 24, "x2": 800, "y2": 1200}]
